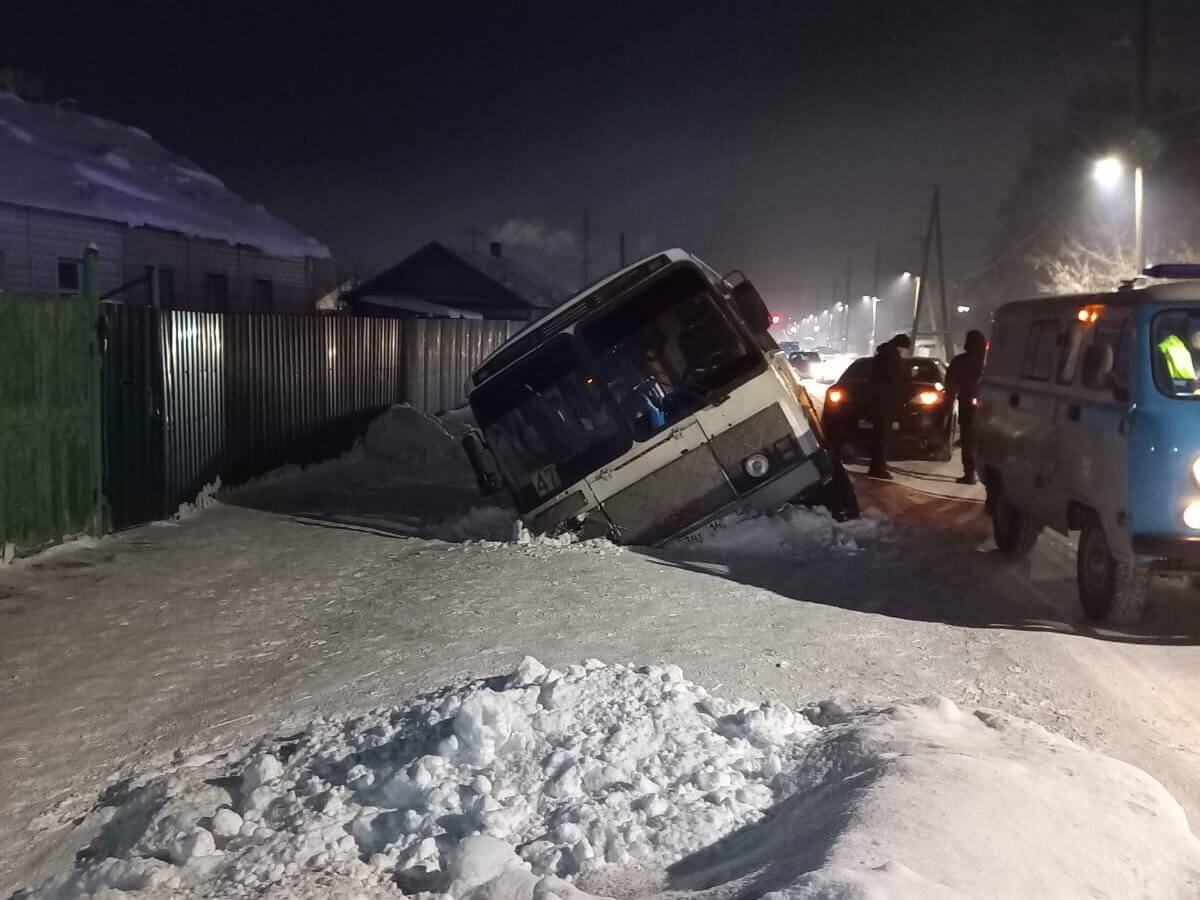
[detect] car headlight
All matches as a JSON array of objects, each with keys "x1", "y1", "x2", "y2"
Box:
[
  {"x1": 744, "y1": 453, "x2": 771, "y2": 478},
  {"x1": 1184, "y1": 501, "x2": 1200, "y2": 530}
]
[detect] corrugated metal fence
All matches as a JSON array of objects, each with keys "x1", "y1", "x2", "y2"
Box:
[
  {"x1": 102, "y1": 307, "x2": 519, "y2": 529},
  {"x1": 0, "y1": 294, "x2": 103, "y2": 557}
]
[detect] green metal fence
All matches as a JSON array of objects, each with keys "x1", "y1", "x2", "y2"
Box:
[{"x1": 0, "y1": 292, "x2": 103, "y2": 560}]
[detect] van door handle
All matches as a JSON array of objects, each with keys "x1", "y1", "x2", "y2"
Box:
[
  {"x1": 1008, "y1": 393, "x2": 1020, "y2": 408},
  {"x1": 1067, "y1": 405, "x2": 1081, "y2": 421}
]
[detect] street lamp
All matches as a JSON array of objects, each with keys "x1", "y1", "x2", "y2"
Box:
[
  {"x1": 1092, "y1": 154, "x2": 1145, "y2": 274},
  {"x1": 864, "y1": 294, "x2": 884, "y2": 350},
  {"x1": 902, "y1": 272, "x2": 922, "y2": 326}
]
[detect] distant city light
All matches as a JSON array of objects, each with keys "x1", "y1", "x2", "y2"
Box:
[{"x1": 1092, "y1": 156, "x2": 1123, "y2": 189}]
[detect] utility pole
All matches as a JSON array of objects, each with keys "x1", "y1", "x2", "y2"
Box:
[
  {"x1": 619, "y1": 232, "x2": 626, "y2": 268},
  {"x1": 1134, "y1": 0, "x2": 1150, "y2": 273},
  {"x1": 911, "y1": 188, "x2": 951, "y2": 360},
  {"x1": 581, "y1": 210, "x2": 591, "y2": 289},
  {"x1": 842, "y1": 258, "x2": 852, "y2": 350}
]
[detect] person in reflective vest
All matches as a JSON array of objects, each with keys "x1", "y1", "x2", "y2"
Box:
[{"x1": 1158, "y1": 332, "x2": 1197, "y2": 382}]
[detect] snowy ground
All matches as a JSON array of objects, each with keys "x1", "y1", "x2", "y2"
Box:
[{"x1": 6, "y1": 406, "x2": 1200, "y2": 897}]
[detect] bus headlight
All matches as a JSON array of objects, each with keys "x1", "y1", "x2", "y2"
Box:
[
  {"x1": 1184, "y1": 501, "x2": 1200, "y2": 530},
  {"x1": 744, "y1": 453, "x2": 771, "y2": 479}
]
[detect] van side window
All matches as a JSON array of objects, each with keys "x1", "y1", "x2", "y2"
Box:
[
  {"x1": 1021, "y1": 320, "x2": 1061, "y2": 381},
  {"x1": 1092, "y1": 318, "x2": 1131, "y2": 392},
  {"x1": 986, "y1": 316, "x2": 1022, "y2": 378},
  {"x1": 1058, "y1": 321, "x2": 1084, "y2": 384}
]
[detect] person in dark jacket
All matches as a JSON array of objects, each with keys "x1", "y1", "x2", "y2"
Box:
[
  {"x1": 868, "y1": 333, "x2": 912, "y2": 479},
  {"x1": 946, "y1": 329, "x2": 987, "y2": 484}
]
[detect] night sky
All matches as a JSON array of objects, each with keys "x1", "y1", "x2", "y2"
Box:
[{"x1": 7, "y1": 1, "x2": 1199, "y2": 324}]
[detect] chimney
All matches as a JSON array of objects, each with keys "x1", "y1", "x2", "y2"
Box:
[{"x1": 489, "y1": 241, "x2": 502, "y2": 258}]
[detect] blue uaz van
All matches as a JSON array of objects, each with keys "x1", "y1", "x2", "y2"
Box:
[{"x1": 978, "y1": 277, "x2": 1200, "y2": 624}]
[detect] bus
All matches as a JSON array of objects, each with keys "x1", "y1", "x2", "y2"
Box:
[{"x1": 461, "y1": 249, "x2": 858, "y2": 545}]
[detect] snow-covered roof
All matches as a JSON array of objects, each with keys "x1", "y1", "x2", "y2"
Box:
[
  {"x1": 345, "y1": 241, "x2": 568, "y2": 317},
  {"x1": 439, "y1": 245, "x2": 567, "y2": 311},
  {"x1": 357, "y1": 293, "x2": 483, "y2": 319},
  {"x1": 0, "y1": 92, "x2": 329, "y2": 259}
]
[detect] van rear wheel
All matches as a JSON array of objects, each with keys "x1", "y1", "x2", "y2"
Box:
[
  {"x1": 1077, "y1": 518, "x2": 1150, "y2": 624},
  {"x1": 990, "y1": 485, "x2": 1040, "y2": 557}
]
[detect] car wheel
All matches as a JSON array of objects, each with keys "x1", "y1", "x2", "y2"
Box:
[
  {"x1": 1077, "y1": 517, "x2": 1150, "y2": 624},
  {"x1": 990, "y1": 483, "x2": 1040, "y2": 557}
]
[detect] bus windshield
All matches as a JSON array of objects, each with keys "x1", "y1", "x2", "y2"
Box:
[
  {"x1": 471, "y1": 336, "x2": 630, "y2": 511},
  {"x1": 578, "y1": 266, "x2": 761, "y2": 441}
]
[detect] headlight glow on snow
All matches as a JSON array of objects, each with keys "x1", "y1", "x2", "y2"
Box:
[
  {"x1": 744, "y1": 453, "x2": 771, "y2": 478},
  {"x1": 1184, "y1": 501, "x2": 1200, "y2": 530}
]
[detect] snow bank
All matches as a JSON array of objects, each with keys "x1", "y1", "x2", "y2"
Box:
[
  {"x1": 21, "y1": 660, "x2": 1200, "y2": 900},
  {"x1": 668, "y1": 504, "x2": 883, "y2": 557},
  {"x1": 362, "y1": 405, "x2": 474, "y2": 482},
  {"x1": 0, "y1": 92, "x2": 328, "y2": 258}
]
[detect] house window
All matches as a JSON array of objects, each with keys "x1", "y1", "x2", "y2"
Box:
[
  {"x1": 252, "y1": 277, "x2": 274, "y2": 313},
  {"x1": 205, "y1": 273, "x2": 229, "y2": 312},
  {"x1": 57, "y1": 258, "x2": 81, "y2": 297}
]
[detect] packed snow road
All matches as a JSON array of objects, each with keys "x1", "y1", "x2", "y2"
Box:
[{"x1": 4, "y1": 406, "x2": 1200, "y2": 895}]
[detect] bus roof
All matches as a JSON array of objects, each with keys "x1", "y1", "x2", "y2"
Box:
[{"x1": 468, "y1": 247, "x2": 701, "y2": 389}]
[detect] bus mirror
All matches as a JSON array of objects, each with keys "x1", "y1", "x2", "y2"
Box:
[
  {"x1": 1081, "y1": 344, "x2": 1114, "y2": 391},
  {"x1": 724, "y1": 272, "x2": 771, "y2": 333},
  {"x1": 462, "y1": 430, "x2": 504, "y2": 496}
]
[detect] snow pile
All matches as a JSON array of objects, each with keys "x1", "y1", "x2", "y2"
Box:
[
  {"x1": 0, "y1": 92, "x2": 328, "y2": 258},
  {"x1": 362, "y1": 405, "x2": 474, "y2": 482},
  {"x1": 21, "y1": 660, "x2": 1200, "y2": 900},
  {"x1": 669, "y1": 504, "x2": 882, "y2": 558}
]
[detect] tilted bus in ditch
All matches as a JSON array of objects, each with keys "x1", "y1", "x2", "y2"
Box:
[{"x1": 460, "y1": 249, "x2": 858, "y2": 545}]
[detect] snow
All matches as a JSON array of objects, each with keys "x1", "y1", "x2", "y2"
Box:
[
  {"x1": 0, "y1": 91, "x2": 329, "y2": 259},
  {"x1": 669, "y1": 505, "x2": 882, "y2": 558},
  {"x1": 18, "y1": 658, "x2": 1200, "y2": 900}
]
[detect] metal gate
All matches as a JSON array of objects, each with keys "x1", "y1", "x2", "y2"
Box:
[
  {"x1": 102, "y1": 303, "x2": 168, "y2": 529},
  {"x1": 0, "y1": 294, "x2": 103, "y2": 556}
]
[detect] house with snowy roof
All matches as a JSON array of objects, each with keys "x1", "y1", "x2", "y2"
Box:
[
  {"x1": 340, "y1": 241, "x2": 567, "y2": 320},
  {"x1": 0, "y1": 86, "x2": 333, "y2": 312}
]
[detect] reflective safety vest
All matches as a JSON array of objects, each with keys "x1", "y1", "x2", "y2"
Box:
[{"x1": 1159, "y1": 334, "x2": 1197, "y2": 381}]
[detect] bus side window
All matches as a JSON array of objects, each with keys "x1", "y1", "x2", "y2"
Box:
[{"x1": 1058, "y1": 321, "x2": 1084, "y2": 384}]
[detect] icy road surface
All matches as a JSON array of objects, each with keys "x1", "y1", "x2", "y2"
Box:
[{"x1": 5, "y1": 408, "x2": 1200, "y2": 893}]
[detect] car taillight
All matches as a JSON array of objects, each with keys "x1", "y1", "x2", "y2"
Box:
[
  {"x1": 914, "y1": 390, "x2": 942, "y2": 406},
  {"x1": 826, "y1": 387, "x2": 845, "y2": 405}
]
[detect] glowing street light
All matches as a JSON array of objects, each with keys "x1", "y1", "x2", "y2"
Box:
[
  {"x1": 1092, "y1": 156, "x2": 1124, "y2": 190},
  {"x1": 956, "y1": 305, "x2": 971, "y2": 314}
]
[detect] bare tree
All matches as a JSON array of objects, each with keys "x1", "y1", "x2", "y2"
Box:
[
  {"x1": 1031, "y1": 238, "x2": 1200, "y2": 295},
  {"x1": 1029, "y1": 238, "x2": 1135, "y2": 294}
]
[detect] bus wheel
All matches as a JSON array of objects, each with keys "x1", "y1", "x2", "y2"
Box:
[
  {"x1": 1077, "y1": 518, "x2": 1150, "y2": 624},
  {"x1": 817, "y1": 463, "x2": 860, "y2": 522},
  {"x1": 990, "y1": 484, "x2": 1040, "y2": 557}
]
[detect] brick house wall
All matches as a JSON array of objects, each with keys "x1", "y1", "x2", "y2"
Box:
[{"x1": 0, "y1": 201, "x2": 332, "y2": 312}]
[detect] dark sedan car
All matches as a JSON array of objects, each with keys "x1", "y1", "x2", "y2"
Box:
[{"x1": 821, "y1": 356, "x2": 956, "y2": 461}]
